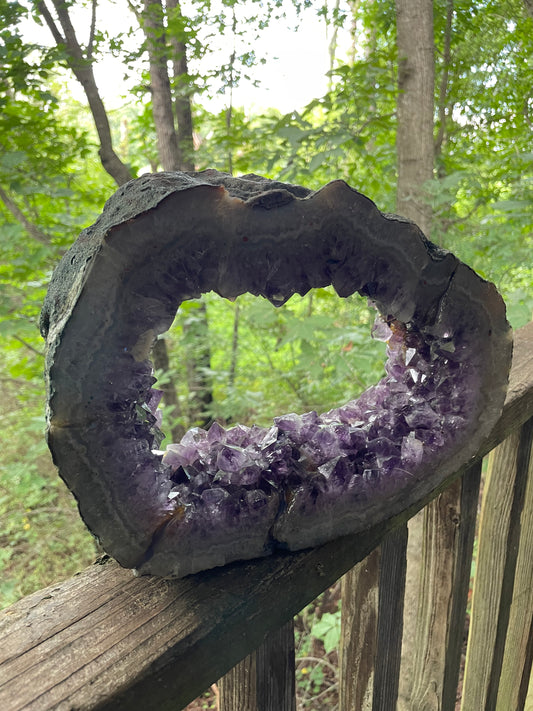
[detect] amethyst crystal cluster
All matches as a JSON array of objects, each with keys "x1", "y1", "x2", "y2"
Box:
[
  {"x1": 143, "y1": 314, "x2": 480, "y2": 574},
  {"x1": 41, "y1": 171, "x2": 512, "y2": 578}
]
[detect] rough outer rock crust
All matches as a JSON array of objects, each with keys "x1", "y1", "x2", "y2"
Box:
[{"x1": 41, "y1": 170, "x2": 512, "y2": 577}]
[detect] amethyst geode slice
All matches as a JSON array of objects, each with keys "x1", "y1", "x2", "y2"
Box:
[{"x1": 40, "y1": 170, "x2": 512, "y2": 578}]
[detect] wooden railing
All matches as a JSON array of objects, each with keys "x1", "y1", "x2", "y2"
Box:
[{"x1": 1, "y1": 320, "x2": 533, "y2": 711}]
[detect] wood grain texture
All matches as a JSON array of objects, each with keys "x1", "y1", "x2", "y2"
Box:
[
  {"x1": 442, "y1": 462, "x2": 482, "y2": 707},
  {"x1": 218, "y1": 620, "x2": 296, "y2": 711},
  {"x1": 409, "y1": 463, "x2": 481, "y2": 711},
  {"x1": 461, "y1": 416, "x2": 533, "y2": 711},
  {"x1": 373, "y1": 525, "x2": 408, "y2": 711},
  {"x1": 411, "y1": 481, "x2": 463, "y2": 711},
  {"x1": 496, "y1": 419, "x2": 533, "y2": 711},
  {"x1": 397, "y1": 511, "x2": 424, "y2": 711},
  {"x1": 0, "y1": 322, "x2": 532, "y2": 711},
  {"x1": 219, "y1": 653, "x2": 257, "y2": 711},
  {"x1": 339, "y1": 547, "x2": 380, "y2": 710},
  {"x1": 0, "y1": 529, "x2": 397, "y2": 711}
]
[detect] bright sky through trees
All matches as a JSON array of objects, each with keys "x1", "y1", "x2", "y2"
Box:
[
  {"x1": 21, "y1": 0, "x2": 348, "y2": 112},
  {"x1": 224, "y1": 7, "x2": 341, "y2": 112}
]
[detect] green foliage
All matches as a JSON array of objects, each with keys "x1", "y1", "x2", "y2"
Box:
[
  {"x1": 427, "y1": 0, "x2": 533, "y2": 324},
  {"x1": 270, "y1": 50, "x2": 398, "y2": 202},
  {"x1": 0, "y1": 0, "x2": 532, "y2": 615},
  {"x1": 0, "y1": 377, "x2": 96, "y2": 608},
  {"x1": 295, "y1": 595, "x2": 341, "y2": 708},
  {"x1": 156, "y1": 289, "x2": 385, "y2": 438},
  {"x1": 309, "y1": 611, "x2": 342, "y2": 655}
]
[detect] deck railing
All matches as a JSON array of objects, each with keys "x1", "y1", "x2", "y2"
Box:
[{"x1": 1, "y1": 320, "x2": 532, "y2": 711}]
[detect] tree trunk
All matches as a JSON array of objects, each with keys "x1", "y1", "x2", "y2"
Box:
[
  {"x1": 151, "y1": 338, "x2": 185, "y2": 442},
  {"x1": 229, "y1": 302, "x2": 240, "y2": 389},
  {"x1": 327, "y1": 0, "x2": 342, "y2": 86},
  {"x1": 166, "y1": 0, "x2": 195, "y2": 171},
  {"x1": 142, "y1": 0, "x2": 181, "y2": 172},
  {"x1": 395, "y1": 0, "x2": 434, "y2": 236},
  {"x1": 224, "y1": 5, "x2": 237, "y2": 175},
  {"x1": 347, "y1": 0, "x2": 362, "y2": 65},
  {"x1": 395, "y1": 3, "x2": 435, "y2": 708},
  {"x1": 161, "y1": 2, "x2": 213, "y2": 426},
  {"x1": 141, "y1": 0, "x2": 214, "y2": 432},
  {"x1": 37, "y1": 1, "x2": 133, "y2": 187},
  {"x1": 434, "y1": 0, "x2": 454, "y2": 167},
  {"x1": 184, "y1": 301, "x2": 213, "y2": 429}
]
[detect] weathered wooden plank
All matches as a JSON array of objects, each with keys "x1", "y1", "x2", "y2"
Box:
[
  {"x1": 496, "y1": 419, "x2": 533, "y2": 710},
  {"x1": 219, "y1": 653, "x2": 256, "y2": 711},
  {"x1": 0, "y1": 322, "x2": 531, "y2": 711},
  {"x1": 0, "y1": 526, "x2": 402, "y2": 711},
  {"x1": 255, "y1": 621, "x2": 296, "y2": 711},
  {"x1": 373, "y1": 524, "x2": 408, "y2": 711},
  {"x1": 218, "y1": 620, "x2": 296, "y2": 711},
  {"x1": 485, "y1": 418, "x2": 533, "y2": 710},
  {"x1": 397, "y1": 510, "x2": 424, "y2": 711},
  {"x1": 338, "y1": 527, "x2": 410, "y2": 711},
  {"x1": 525, "y1": 675, "x2": 533, "y2": 711},
  {"x1": 409, "y1": 462, "x2": 481, "y2": 711},
  {"x1": 461, "y1": 416, "x2": 533, "y2": 711},
  {"x1": 441, "y1": 461, "x2": 482, "y2": 707},
  {"x1": 339, "y1": 547, "x2": 380, "y2": 710},
  {"x1": 411, "y1": 482, "x2": 463, "y2": 711}
]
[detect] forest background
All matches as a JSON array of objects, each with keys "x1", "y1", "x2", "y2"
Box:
[{"x1": 0, "y1": 0, "x2": 532, "y2": 706}]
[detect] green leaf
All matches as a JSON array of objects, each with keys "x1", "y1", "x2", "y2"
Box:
[
  {"x1": 311, "y1": 611, "x2": 341, "y2": 654},
  {"x1": 0, "y1": 151, "x2": 27, "y2": 168}
]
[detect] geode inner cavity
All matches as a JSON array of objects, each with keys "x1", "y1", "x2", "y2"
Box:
[{"x1": 40, "y1": 170, "x2": 512, "y2": 578}]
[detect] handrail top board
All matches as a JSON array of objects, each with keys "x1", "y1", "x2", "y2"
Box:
[{"x1": 1, "y1": 320, "x2": 532, "y2": 711}]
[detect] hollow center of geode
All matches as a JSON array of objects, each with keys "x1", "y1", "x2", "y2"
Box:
[{"x1": 142, "y1": 306, "x2": 476, "y2": 522}]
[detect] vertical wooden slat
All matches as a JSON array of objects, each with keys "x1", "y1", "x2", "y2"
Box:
[
  {"x1": 339, "y1": 547, "x2": 380, "y2": 710},
  {"x1": 461, "y1": 417, "x2": 533, "y2": 711},
  {"x1": 219, "y1": 653, "x2": 257, "y2": 711},
  {"x1": 398, "y1": 510, "x2": 424, "y2": 711},
  {"x1": 218, "y1": 619, "x2": 296, "y2": 711},
  {"x1": 524, "y1": 668, "x2": 533, "y2": 710},
  {"x1": 373, "y1": 524, "x2": 409, "y2": 711},
  {"x1": 256, "y1": 621, "x2": 296, "y2": 710},
  {"x1": 496, "y1": 419, "x2": 533, "y2": 710},
  {"x1": 409, "y1": 462, "x2": 482, "y2": 711},
  {"x1": 442, "y1": 462, "x2": 483, "y2": 705}
]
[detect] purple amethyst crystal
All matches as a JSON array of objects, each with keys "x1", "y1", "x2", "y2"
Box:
[{"x1": 41, "y1": 171, "x2": 512, "y2": 577}]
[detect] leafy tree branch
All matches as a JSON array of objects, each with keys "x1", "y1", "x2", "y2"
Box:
[
  {"x1": 37, "y1": 0, "x2": 132, "y2": 185},
  {"x1": 0, "y1": 185, "x2": 50, "y2": 244}
]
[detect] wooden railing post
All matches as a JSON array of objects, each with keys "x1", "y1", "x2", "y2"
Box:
[
  {"x1": 409, "y1": 461, "x2": 482, "y2": 711},
  {"x1": 372, "y1": 525, "x2": 408, "y2": 711},
  {"x1": 218, "y1": 620, "x2": 296, "y2": 711},
  {"x1": 339, "y1": 524, "x2": 408, "y2": 711},
  {"x1": 461, "y1": 416, "x2": 533, "y2": 711},
  {"x1": 496, "y1": 417, "x2": 533, "y2": 709},
  {"x1": 339, "y1": 548, "x2": 380, "y2": 710}
]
